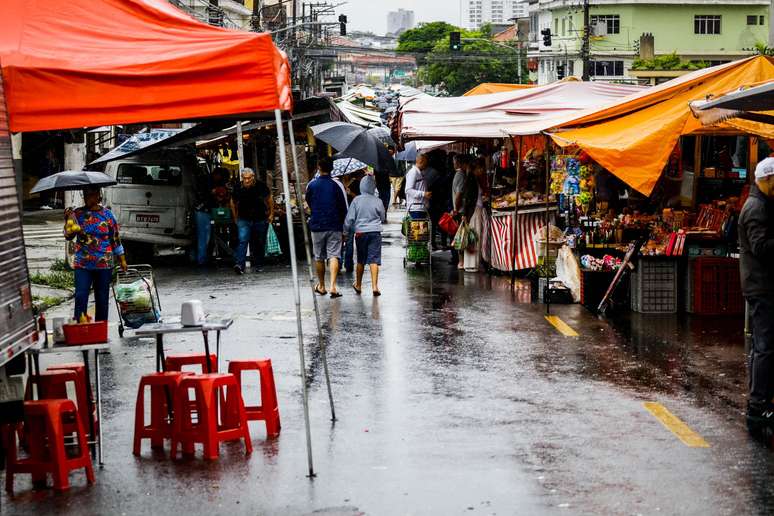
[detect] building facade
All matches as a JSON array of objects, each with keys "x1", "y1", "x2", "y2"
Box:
[
  {"x1": 464, "y1": 0, "x2": 529, "y2": 30},
  {"x1": 526, "y1": 0, "x2": 770, "y2": 84},
  {"x1": 387, "y1": 9, "x2": 415, "y2": 35}
]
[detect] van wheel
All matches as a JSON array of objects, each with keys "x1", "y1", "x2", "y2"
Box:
[{"x1": 124, "y1": 242, "x2": 155, "y2": 264}]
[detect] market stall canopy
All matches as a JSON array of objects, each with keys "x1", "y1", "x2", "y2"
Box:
[
  {"x1": 397, "y1": 81, "x2": 644, "y2": 141},
  {"x1": 463, "y1": 83, "x2": 535, "y2": 96},
  {"x1": 549, "y1": 57, "x2": 774, "y2": 197},
  {"x1": 333, "y1": 100, "x2": 384, "y2": 127},
  {"x1": 0, "y1": 0, "x2": 292, "y2": 132}
]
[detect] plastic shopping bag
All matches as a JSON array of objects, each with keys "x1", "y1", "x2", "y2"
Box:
[
  {"x1": 466, "y1": 226, "x2": 478, "y2": 251},
  {"x1": 115, "y1": 278, "x2": 158, "y2": 329},
  {"x1": 452, "y1": 222, "x2": 468, "y2": 251},
  {"x1": 265, "y1": 223, "x2": 282, "y2": 257},
  {"x1": 401, "y1": 214, "x2": 411, "y2": 237},
  {"x1": 438, "y1": 212, "x2": 459, "y2": 236}
]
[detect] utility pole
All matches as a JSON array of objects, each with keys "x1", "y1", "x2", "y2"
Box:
[{"x1": 581, "y1": 0, "x2": 591, "y2": 81}]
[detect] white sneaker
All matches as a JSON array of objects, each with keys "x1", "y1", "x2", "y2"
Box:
[{"x1": 40, "y1": 205, "x2": 53, "y2": 210}]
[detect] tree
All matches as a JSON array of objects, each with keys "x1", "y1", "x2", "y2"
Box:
[
  {"x1": 421, "y1": 29, "x2": 525, "y2": 95},
  {"x1": 397, "y1": 21, "x2": 460, "y2": 55}
]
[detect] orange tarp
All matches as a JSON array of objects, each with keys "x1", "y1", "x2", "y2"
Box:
[
  {"x1": 550, "y1": 56, "x2": 774, "y2": 196},
  {"x1": 464, "y1": 83, "x2": 534, "y2": 96},
  {"x1": 0, "y1": 0, "x2": 292, "y2": 132}
]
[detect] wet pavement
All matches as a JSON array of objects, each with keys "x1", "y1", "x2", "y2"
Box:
[{"x1": 3, "y1": 213, "x2": 773, "y2": 515}]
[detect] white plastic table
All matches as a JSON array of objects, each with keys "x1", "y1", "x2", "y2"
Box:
[
  {"x1": 135, "y1": 317, "x2": 233, "y2": 373},
  {"x1": 27, "y1": 342, "x2": 110, "y2": 466}
]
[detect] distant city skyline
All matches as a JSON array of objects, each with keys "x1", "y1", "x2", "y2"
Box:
[{"x1": 335, "y1": 0, "x2": 461, "y2": 35}]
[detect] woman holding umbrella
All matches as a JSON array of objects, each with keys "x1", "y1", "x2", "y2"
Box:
[{"x1": 64, "y1": 186, "x2": 127, "y2": 321}]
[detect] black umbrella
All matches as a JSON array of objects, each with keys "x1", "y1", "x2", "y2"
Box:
[
  {"x1": 367, "y1": 126, "x2": 395, "y2": 146},
  {"x1": 30, "y1": 170, "x2": 117, "y2": 194},
  {"x1": 311, "y1": 122, "x2": 396, "y2": 173}
]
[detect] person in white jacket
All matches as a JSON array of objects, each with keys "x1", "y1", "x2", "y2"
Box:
[{"x1": 404, "y1": 154, "x2": 432, "y2": 216}]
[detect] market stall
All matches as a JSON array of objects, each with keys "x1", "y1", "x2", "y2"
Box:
[
  {"x1": 539, "y1": 57, "x2": 774, "y2": 314},
  {"x1": 395, "y1": 80, "x2": 645, "y2": 276}
]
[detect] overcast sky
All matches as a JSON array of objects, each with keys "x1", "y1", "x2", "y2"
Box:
[{"x1": 334, "y1": 0, "x2": 461, "y2": 35}]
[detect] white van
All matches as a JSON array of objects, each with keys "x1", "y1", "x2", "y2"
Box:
[{"x1": 102, "y1": 149, "x2": 197, "y2": 259}]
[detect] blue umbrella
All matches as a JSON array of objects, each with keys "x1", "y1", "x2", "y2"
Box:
[
  {"x1": 332, "y1": 158, "x2": 368, "y2": 178},
  {"x1": 395, "y1": 141, "x2": 417, "y2": 162}
]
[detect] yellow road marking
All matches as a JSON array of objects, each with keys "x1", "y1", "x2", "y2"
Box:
[
  {"x1": 545, "y1": 315, "x2": 579, "y2": 337},
  {"x1": 644, "y1": 402, "x2": 710, "y2": 448}
]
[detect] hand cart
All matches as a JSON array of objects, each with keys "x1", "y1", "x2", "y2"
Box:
[
  {"x1": 112, "y1": 264, "x2": 162, "y2": 337},
  {"x1": 403, "y1": 203, "x2": 432, "y2": 268}
]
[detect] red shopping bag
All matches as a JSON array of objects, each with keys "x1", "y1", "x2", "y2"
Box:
[{"x1": 438, "y1": 212, "x2": 459, "y2": 236}]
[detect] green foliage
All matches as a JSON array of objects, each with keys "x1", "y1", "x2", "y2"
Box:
[
  {"x1": 631, "y1": 52, "x2": 710, "y2": 71},
  {"x1": 30, "y1": 269, "x2": 75, "y2": 291},
  {"x1": 754, "y1": 42, "x2": 774, "y2": 56},
  {"x1": 50, "y1": 258, "x2": 71, "y2": 272},
  {"x1": 32, "y1": 295, "x2": 65, "y2": 313},
  {"x1": 421, "y1": 28, "x2": 525, "y2": 95},
  {"x1": 397, "y1": 21, "x2": 461, "y2": 54}
]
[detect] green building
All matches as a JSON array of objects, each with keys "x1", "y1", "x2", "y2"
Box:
[{"x1": 526, "y1": 0, "x2": 770, "y2": 84}]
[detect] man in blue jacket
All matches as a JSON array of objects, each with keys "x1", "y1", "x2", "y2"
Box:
[{"x1": 306, "y1": 157, "x2": 348, "y2": 298}]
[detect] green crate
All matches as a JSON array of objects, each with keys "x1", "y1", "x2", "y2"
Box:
[{"x1": 406, "y1": 243, "x2": 429, "y2": 262}]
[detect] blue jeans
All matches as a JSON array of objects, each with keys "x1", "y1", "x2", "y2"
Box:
[
  {"x1": 236, "y1": 219, "x2": 269, "y2": 269},
  {"x1": 342, "y1": 228, "x2": 355, "y2": 271},
  {"x1": 74, "y1": 268, "x2": 112, "y2": 321},
  {"x1": 195, "y1": 210, "x2": 212, "y2": 265}
]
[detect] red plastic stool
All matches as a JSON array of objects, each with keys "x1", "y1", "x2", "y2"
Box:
[
  {"x1": 133, "y1": 372, "x2": 186, "y2": 456},
  {"x1": 225, "y1": 360, "x2": 281, "y2": 437},
  {"x1": 171, "y1": 373, "x2": 252, "y2": 460},
  {"x1": 46, "y1": 363, "x2": 96, "y2": 437},
  {"x1": 165, "y1": 353, "x2": 218, "y2": 374},
  {"x1": 32, "y1": 370, "x2": 90, "y2": 437},
  {"x1": 5, "y1": 400, "x2": 95, "y2": 493}
]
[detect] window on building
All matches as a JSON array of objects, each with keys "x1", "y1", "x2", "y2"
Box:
[
  {"x1": 747, "y1": 15, "x2": 758, "y2": 25},
  {"x1": 590, "y1": 60, "x2": 624, "y2": 77},
  {"x1": 562, "y1": 18, "x2": 566, "y2": 35},
  {"x1": 590, "y1": 14, "x2": 620, "y2": 34},
  {"x1": 760, "y1": 15, "x2": 765, "y2": 25},
  {"x1": 694, "y1": 15, "x2": 721, "y2": 34},
  {"x1": 555, "y1": 18, "x2": 559, "y2": 35}
]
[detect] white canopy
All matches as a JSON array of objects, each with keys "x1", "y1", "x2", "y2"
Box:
[{"x1": 397, "y1": 80, "x2": 646, "y2": 140}]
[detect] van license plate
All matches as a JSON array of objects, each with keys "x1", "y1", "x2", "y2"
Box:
[{"x1": 136, "y1": 214, "x2": 160, "y2": 224}]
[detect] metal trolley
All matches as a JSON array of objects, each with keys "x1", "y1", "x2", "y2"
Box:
[
  {"x1": 112, "y1": 264, "x2": 162, "y2": 337},
  {"x1": 403, "y1": 204, "x2": 433, "y2": 268}
]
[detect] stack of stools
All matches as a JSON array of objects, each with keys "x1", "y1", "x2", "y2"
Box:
[
  {"x1": 5, "y1": 400, "x2": 94, "y2": 492},
  {"x1": 133, "y1": 353, "x2": 261, "y2": 460},
  {"x1": 46, "y1": 363, "x2": 97, "y2": 436},
  {"x1": 33, "y1": 370, "x2": 92, "y2": 439}
]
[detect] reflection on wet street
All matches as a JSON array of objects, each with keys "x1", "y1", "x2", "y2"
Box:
[{"x1": 3, "y1": 218, "x2": 773, "y2": 515}]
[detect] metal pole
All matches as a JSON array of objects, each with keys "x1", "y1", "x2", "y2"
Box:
[
  {"x1": 274, "y1": 110, "x2": 315, "y2": 478},
  {"x1": 287, "y1": 119, "x2": 336, "y2": 421},
  {"x1": 581, "y1": 0, "x2": 590, "y2": 81},
  {"x1": 511, "y1": 135, "x2": 522, "y2": 285},
  {"x1": 236, "y1": 121, "x2": 245, "y2": 176},
  {"x1": 544, "y1": 134, "x2": 551, "y2": 315}
]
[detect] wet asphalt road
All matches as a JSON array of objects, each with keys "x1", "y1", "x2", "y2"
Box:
[{"x1": 3, "y1": 214, "x2": 774, "y2": 515}]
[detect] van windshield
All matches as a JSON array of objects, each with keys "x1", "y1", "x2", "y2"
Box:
[{"x1": 117, "y1": 163, "x2": 183, "y2": 186}]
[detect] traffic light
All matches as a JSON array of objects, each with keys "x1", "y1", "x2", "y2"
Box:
[
  {"x1": 541, "y1": 28, "x2": 552, "y2": 47},
  {"x1": 557, "y1": 64, "x2": 565, "y2": 79},
  {"x1": 339, "y1": 14, "x2": 347, "y2": 36},
  {"x1": 450, "y1": 31, "x2": 462, "y2": 52}
]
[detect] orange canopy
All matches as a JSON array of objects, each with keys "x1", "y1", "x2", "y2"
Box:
[
  {"x1": 550, "y1": 56, "x2": 774, "y2": 196},
  {"x1": 463, "y1": 83, "x2": 534, "y2": 96},
  {"x1": 0, "y1": 0, "x2": 292, "y2": 132}
]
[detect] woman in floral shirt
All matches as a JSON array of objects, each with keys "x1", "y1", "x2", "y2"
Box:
[{"x1": 64, "y1": 186, "x2": 127, "y2": 321}]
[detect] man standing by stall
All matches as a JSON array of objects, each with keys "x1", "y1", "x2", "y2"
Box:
[
  {"x1": 740, "y1": 157, "x2": 774, "y2": 436},
  {"x1": 405, "y1": 153, "x2": 432, "y2": 218},
  {"x1": 232, "y1": 168, "x2": 272, "y2": 274}
]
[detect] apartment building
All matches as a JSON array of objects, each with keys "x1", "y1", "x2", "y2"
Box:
[{"x1": 464, "y1": 0, "x2": 529, "y2": 30}]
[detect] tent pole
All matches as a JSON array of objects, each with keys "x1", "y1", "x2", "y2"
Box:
[
  {"x1": 544, "y1": 133, "x2": 551, "y2": 316},
  {"x1": 287, "y1": 118, "x2": 336, "y2": 421},
  {"x1": 511, "y1": 135, "x2": 522, "y2": 286},
  {"x1": 274, "y1": 110, "x2": 315, "y2": 478},
  {"x1": 236, "y1": 121, "x2": 245, "y2": 176}
]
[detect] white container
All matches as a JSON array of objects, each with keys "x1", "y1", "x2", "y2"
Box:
[
  {"x1": 52, "y1": 317, "x2": 66, "y2": 344},
  {"x1": 181, "y1": 300, "x2": 205, "y2": 326}
]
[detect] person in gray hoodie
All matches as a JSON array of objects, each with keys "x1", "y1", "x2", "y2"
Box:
[{"x1": 344, "y1": 175, "x2": 386, "y2": 296}]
